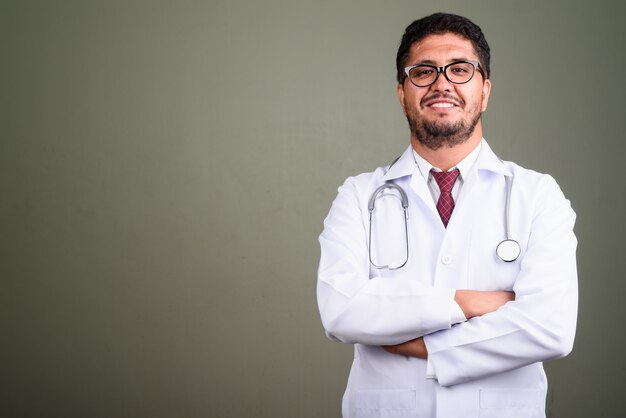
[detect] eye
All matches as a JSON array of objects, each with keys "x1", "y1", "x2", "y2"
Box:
[
  {"x1": 410, "y1": 66, "x2": 435, "y2": 79},
  {"x1": 450, "y1": 65, "x2": 470, "y2": 73},
  {"x1": 446, "y1": 62, "x2": 476, "y2": 83}
]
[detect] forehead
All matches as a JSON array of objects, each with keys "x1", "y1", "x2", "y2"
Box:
[{"x1": 408, "y1": 32, "x2": 478, "y2": 64}]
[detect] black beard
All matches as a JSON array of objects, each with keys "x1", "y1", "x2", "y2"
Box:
[{"x1": 407, "y1": 111, "x2": 481, "y2": 151}]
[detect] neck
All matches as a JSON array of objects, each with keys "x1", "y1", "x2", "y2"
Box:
[{"x1": 411, "y1": 128, "x2": 483, "y2": 171}]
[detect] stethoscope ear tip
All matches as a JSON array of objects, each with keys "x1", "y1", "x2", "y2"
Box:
[{"x1": 496, "y1": 239, "x2": 521, "y2": 262}]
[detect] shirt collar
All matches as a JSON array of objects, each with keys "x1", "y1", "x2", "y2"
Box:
[
  {"x1": 382, "y1": 138, "x2": 511, "y2": 181},
  {"x1": 412, "y1": 141, "x2": 482, "y2": 182}
]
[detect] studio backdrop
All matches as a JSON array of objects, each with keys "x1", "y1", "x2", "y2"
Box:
[{"x1": 1, "y1": 1, "x2": 624, "y2": 417}]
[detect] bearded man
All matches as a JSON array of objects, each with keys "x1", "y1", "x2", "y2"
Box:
[{"x1": 317, "y1": 12, "x2": 578, "y2": 418}]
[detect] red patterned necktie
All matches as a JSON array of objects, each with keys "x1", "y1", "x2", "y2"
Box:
[{"x1": 431, "y1": 169, "x2": 460, "y2": 227}]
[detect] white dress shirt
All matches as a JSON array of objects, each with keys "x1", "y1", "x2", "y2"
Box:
[{"x1": 412, "y1": 142, "x2": 483, "y2": 378}]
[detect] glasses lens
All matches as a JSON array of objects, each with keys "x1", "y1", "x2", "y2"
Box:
[
  {"x1": 409, "y1": 65, "x2": 437, "y2": 87},
  {"x1": 445, "y1": 62, "x2": 475, "y2": 84}
]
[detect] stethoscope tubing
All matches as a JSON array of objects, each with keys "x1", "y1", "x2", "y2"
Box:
[
  {"x1": 496, "y1": 174, "x2": 521, "y2": 262},
  {"x1": 368, "y1": 174, "x2": 521, "y2": 269},
  {"x1": 368, "y1": 182, "x2": 410, "y2": 270}
]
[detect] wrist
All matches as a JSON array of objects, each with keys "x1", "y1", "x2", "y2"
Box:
[{"x1": 454, "y1": 289, "x2": 476, "y2": 318}]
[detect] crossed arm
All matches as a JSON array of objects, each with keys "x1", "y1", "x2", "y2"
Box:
[
  {"x1": 318, "y1": 174, "x2": 577, "y2": 386},
  {"x1": 382, "y1": 290, "x2": 515, "y2": 358}
]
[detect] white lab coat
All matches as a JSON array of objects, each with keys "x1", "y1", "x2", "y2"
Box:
[{"x1": 317, "y1": 140, "x2": 577, "y2": 418}]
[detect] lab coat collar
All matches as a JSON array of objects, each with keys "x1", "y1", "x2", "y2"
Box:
[
  {"x1": 381, "y1": 146, "x2": 418, "y2": 181},
  {"x1": 382, "y1": 139, "x2": 511, "y2": 181},
  {"x1": 474, "y1": 139, "x2": 512, "y2": 177}
]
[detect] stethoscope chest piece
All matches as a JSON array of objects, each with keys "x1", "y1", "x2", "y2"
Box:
[
  {"x1": 496, "y1": 239, "x2": 521, "y2": 262},
  {"x1": 367, "y1": 158, "x2": 522, "y2": 269}
]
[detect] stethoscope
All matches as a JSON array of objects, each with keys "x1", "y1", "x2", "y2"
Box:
[{"x1": 368, "y1": 174, "x2": 521, "y2": 270}]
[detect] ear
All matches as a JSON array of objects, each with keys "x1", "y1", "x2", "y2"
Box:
[
  {"x1": 480, "y1": 78, "x2": 491, "y2": 112},
  {"x1": 397, "y1": 82, "x2": 407, "y2": 116}
]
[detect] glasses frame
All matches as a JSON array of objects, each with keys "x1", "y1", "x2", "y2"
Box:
[{"x1": 403, "y1": 60, "x2": 484, "y2": 87}]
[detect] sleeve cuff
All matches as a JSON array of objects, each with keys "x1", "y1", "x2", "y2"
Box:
[
  {"x1": 425, "y1": 302, "x2": 466, "y2": 380},
  {"x1": 426, "y1": 355, "x2": 436, "y2": 379},
  {"x1": 450, "y1": 302, "x2": 467, "y2": 324}
]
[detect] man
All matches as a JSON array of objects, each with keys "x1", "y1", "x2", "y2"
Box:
[{"x1": 317, "y1": 13, "x2": 577, "y2": 418}]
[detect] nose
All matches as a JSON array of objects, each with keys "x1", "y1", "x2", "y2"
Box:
[{"x1": 431, "y1": 67, "x2": 453, "y2": 91}]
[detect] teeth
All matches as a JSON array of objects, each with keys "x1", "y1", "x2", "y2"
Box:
[{"x1": 431, "y1": 102, "x2": 454, "y2": 108}]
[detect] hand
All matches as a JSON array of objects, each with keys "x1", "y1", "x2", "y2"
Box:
[
  {"x1": 382, "y1": 291, "x2": 514, "y2": 359},
  {"x1": 454, "y1": 289, "x2": 515, "y2": 318},
  {"x1": 383, "y1": 337, "x2": 428, "y2": 359}
]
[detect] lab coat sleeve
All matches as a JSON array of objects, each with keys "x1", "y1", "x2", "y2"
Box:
[
  {"x1": 317, "y1": 176, "x2": 462, "y2": 346},
  {"x1": 423, "y1": 174, "x2": 578, "y2": 387}
]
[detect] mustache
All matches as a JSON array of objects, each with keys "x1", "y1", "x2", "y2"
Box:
[{"x1": 421, "y1": 93, "x2": 464, "y2": 107}]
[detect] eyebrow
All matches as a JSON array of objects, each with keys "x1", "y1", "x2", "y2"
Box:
[{"x1": 413, "y1": 58, "x2": 473, "y2": 66}]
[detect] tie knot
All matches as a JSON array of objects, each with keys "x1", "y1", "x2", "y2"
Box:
[{"x1": 431, "y1": 169, "x2": 460, "y2": 193}]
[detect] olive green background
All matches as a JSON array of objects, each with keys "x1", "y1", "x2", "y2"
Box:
[{"x1": 1, "y1": 1, "x2": 624, "y2": 417}]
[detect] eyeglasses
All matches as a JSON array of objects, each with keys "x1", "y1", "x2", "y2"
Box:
[{"x1": 403, "y1": 60, "x2": 483, "y2": 87}]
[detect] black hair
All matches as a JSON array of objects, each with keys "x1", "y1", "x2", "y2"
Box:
[{"x1": 395, "y1": 12, "x2": 491, "y2": 83}]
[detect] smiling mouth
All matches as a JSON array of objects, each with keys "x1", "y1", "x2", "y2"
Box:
[
  {"x1": 429, "y1": 102, "x2": 455, "y2": 108},
  {"x1": 422, "y1": 93, "x2": 463, "y2": 109}
]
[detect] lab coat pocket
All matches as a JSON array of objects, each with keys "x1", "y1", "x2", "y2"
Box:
[
  {"x1": 479, "y1": 388, "x2": 544, "y2": 418},
  {"x1": 351, "y1": 390, "x2": 416, "y2": 417}
]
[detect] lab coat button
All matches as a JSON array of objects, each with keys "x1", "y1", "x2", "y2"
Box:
[{"x1": 441, "y1": 255, "x2": 453, "y2": 265}]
